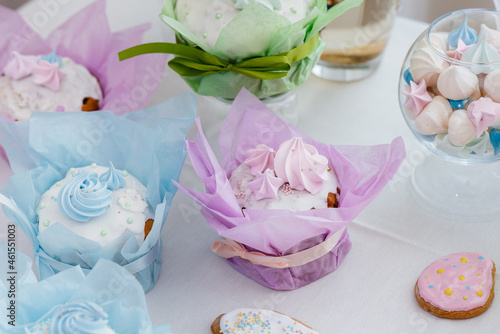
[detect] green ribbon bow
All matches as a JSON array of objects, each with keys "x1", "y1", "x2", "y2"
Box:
[{"x1": 118, "y1": 34, "x2": 319, "y2": 80}]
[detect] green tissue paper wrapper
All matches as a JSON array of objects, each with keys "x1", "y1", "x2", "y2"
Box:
[{"x1": 161, "y1": 0, "x2": 363, "y2": 99}]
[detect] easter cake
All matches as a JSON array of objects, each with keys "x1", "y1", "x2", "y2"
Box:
[
  {"x1": 229, "y1": 137, "x2": 340, "y2": 212},
  {"x1": 37, "y1": 162, "x2": 153, "y2": 247},
  {"x1": 0, "y1": 50, "x2": 102, "y2": 121}
]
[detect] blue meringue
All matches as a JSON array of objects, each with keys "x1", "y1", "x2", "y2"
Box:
[
  {"x1": 448, "y1": 97, "x2": 471, "y2": 110},
  {"x1": 40, "y1": 49, "x2": 63, "y2": 68},
  {"x1": 447, "y1": 16, "x2": 477, "y2": 48},
  {"x1": 403, "y1": 68, "x2": 414, "y2": 85}
]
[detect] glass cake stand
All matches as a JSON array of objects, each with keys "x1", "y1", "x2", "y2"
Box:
[{"x1": 399, "y1": 9, "x2": 500, "y2": 222}]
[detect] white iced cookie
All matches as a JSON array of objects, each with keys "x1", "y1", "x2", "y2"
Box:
[
  {"x1": 437, "y1": 66, "x2": 478, "y2": 101},
  {"x1": 410, "y1": 46, "x2": 449, "y2": 86},
  {"x1": 415, "y1": 96, "x2": 453, "y2": 135},
  {"x1": 213, "y1": 309, "x2": 319, "y2": 334},
  {"x1": 484, "y1": 69, "x2": 500, "y2": 102},
  {"x1": 37, "y1": 163, "x2": 153, "y2": 247},
  {"x1": 448, "y1": 109, "x2": 477, "y2": 147},
  {"x1": 0, "y1": 52, "x2": 102, "y2": 121},
  {"x1": 174, "y1": 0, "x2": 314, "y2": 49}
]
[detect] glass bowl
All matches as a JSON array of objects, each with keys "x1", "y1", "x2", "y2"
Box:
[
  {"x1": 399, "y1": 9, "x2": 500, "y2": 222},
  {"x1": 399, "y1": 9, "x2": 500, "y2": 165}
]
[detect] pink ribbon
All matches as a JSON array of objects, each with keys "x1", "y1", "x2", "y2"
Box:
[{"x1": 212, "y1": 227, "x2": 346, "y2": 268}]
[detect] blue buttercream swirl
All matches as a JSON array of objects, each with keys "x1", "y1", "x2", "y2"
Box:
[
  {"x1": 49, "y1": 301, "x2": 114, "y2": 334},
  {"x1": 40, "y1": 49, "x2": 63, "y2": 68},
  {"x1": 447, "y1": 16, "x2": 477, "y2": 48},
  {"x1": 58, "y1": 170, "x2": 112, "y2": 222},
  {"x1": 98, "y1": 162, "x2": 126, "y2": 191}
]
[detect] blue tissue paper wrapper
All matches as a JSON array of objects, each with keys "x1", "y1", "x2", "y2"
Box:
[
  {"x1": 0, "y1": 93, "x2": 196, "y2": 292},
  {"x1": 0, "y1": 244, "x2": 172, "y2": 333}
]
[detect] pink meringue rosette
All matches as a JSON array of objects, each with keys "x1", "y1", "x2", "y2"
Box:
[{"x1": 175, "y1": 89, "x2": 406, "y2": 290}]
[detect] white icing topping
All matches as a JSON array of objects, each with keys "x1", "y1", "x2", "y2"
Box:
[
  {"x1": 0, "y1": 57, "x2": 102, "y2": 121},
  {"x1": 229, "y1": 164, "x2": 338, "y2": 211},
  {"x1": 220, "y1": 308, "x2": 318, "y2": 334},
  {"x1": 37, "y1": 165, "x2": 152, "y2": 247},
  {"x1": 174, "y1": 0, "x2": 314, "y2": 49}
]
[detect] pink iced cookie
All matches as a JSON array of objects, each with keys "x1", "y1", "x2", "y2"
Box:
[{"x1": 415, "y1": 252, "x2": 495, "y2": 319}]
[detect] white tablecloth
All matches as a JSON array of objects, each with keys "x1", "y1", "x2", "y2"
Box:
[{"x1": 2, "y1": 1, "x2": 500, "y2": 333}]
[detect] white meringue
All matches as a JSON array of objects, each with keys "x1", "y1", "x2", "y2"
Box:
[
  {"x1": 417, "y1": 32, "x2": 448, "y2": 53},
  {"x1": 479, "y1": 24, "x2": 500, "y2": 49},
  {"x1": 414, "y1": 96, "x2": 453, "y2": 135},
  {"x1": 410, "y1": 46, "x2": 449, "y2": 86},
  {"x1": 448, "y1": 109, "x2": 477, "y2": 146},
  {"x1": 462, "y1": 34, "x2": 500, "y2": 74},
  {"x1": 436, "y1": 65, "x2": 478, "y2": 100},
  {"x1": 484, "y1": 69, "x2": 500, "y2": 102}
]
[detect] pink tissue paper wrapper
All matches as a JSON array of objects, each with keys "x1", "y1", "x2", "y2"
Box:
[
  {"x1": 0, "y1": 0, "x2": 167, "y2": 116},
  {"x1": 176, "y1": 88, "x2": 406, "y2": 290}
]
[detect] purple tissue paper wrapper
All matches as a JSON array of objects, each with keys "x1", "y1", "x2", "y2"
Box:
[
  {"x1": 0, "y1": 0, "x2": 167, "y2": 116},
  {"x1": 176, "y1": 88, "x2": 406, "y2": 290}
]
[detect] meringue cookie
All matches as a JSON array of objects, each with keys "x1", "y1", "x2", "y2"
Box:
[
  {"x1": 274, "y1": 137, "x2": 329, "y2": 194},
  {"x1": 402, "y1": 79, "x2": 432, "y2": 117},
  {"x1": 437, "y1": 66, "x2": 478, "y2": 100},
  {"x1": 247, "y1": 169, "x2": 284, "y2": 200},
  {"x1": 484, "y1": 69, "x2": 500, "y2": 102},
  {"x1": 32, "y1": 60, "x2": 67, "y2": 91},
  {"x1": 410, "y1": 46, "x2": 449, "y2": 86},
  {"x1": 462, "y1": 34, "x2": 500, "y2": 74},
  {"x1": 414, "y1": 96, "x2": 453, "y2": 135},
  {"x1": 2, "y1": 52, "x2": 37, "y2": 80},
  {"x1": 435, "y1": 131, "x2": 492, "y2": 158},
  {"x1": 417, "y1": 32, "x2": 448, "y2": 53},
  {"x1": 446, "y1": 39, "x2": 472, "y2": 61},
  {"x1": 448, "y1": 109, "x2": 477, "y2": 146},
  {"x1": 479, "y1": 24, "x2": 500, "y2": 49},
  {"x1": 467, "y1": 97, "x2": 500, "y2": 137},
  {"x1": 244, "y1": 144, "x2": 276, "y2": 175},
  {"x1": 447, "y1": 16, "x2": 477, "y2": 48}
]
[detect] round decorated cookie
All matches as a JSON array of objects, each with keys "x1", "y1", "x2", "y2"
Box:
[
  {"x1": 0, "y1": 50, "x2": 102, "y2": 121},
  {"x1": 211, "y1": 308, "x2": 318, "y2": 334},
  {"x1": 37, "y1": 162, "x2": 154, "y2": 247},
  {"x1": 415, "y1": 252, "x2": 495, "y2": 319}
]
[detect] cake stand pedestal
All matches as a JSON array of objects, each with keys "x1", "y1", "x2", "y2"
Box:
[{"x1": 409, "y1": 153, "x2": 500, "y2": 223}]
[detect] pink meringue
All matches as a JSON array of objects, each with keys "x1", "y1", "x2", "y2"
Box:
[
  {"x1": 402, "y1": 79, "x2": 432, "y2": 117},
  {"x1": 467, "y1": 97, "x2": 500, "y2": 138},
  {"x1": 2, "y1": 52, "x2": 37, "y2": 80},
  {"x1": 437, "y1": 65, "x2": 478, "y2": 100},
  {"x1": 274, "y1": 137, "x2": 328, "y2": 194},
  {"x1": 32, "y1": 60, "x2": 66, "y2": 91},
  {"x1": 414, "y1": 96, "x2": 452, "y2": 135},
  {"x1": 244, "y1": 144, "x2": 276, "y2": 175},
  {"x1": 247, "y1": 169, "x2": 284, "y2": 200},
  {"x1": 446, "y1": 39, "x2": 473, "y2": 61}
]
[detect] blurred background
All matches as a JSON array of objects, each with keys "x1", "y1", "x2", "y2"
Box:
[{"x1": 0, "y1": 0, "x2": 497, "y2": 22}]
